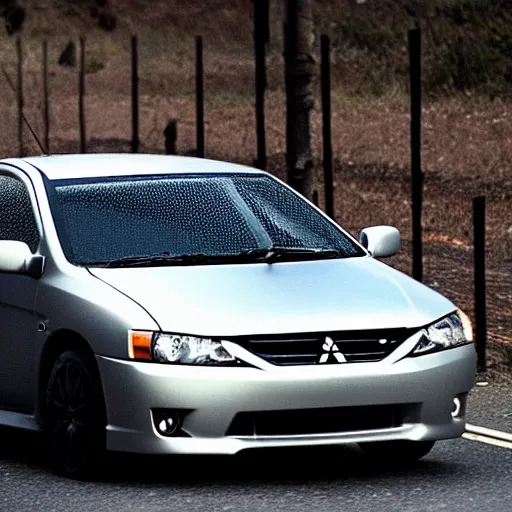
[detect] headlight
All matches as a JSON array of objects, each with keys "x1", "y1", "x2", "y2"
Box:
[
  {"x1": 128, "y1": 330, "x2": 238, "y2": 366},
  {"x1": 411, "y1": 309, "x2": 473, "y2": 356}
]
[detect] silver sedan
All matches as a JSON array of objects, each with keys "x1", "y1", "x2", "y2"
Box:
[{"x1": 0, "y1": 154, "x2": 476, "y2": 479}]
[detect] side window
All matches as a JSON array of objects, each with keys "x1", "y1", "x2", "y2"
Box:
[{"x1": 0, "y1": 175, "x2": 40, "y2": 253}]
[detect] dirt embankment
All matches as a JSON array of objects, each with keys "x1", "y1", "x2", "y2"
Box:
[{"x1": 0, "y1": 1, "x2": 510, "y2": 380}]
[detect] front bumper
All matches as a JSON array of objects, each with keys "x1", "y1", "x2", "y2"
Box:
[{"x1": 96, "y1": 343, "x2": 476, "y2": 455}]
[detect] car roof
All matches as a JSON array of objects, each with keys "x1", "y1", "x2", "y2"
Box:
[{"x1": 2, "y1": 154, "x2": 265, "y2": 180}]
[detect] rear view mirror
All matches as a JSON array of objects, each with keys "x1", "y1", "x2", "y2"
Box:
[
  {"x1": 0, "y1": 241, "x2": 44, "y2": 278},
  {"x1": 359, "y1": 226, "x2": 400, "y2": 258}
]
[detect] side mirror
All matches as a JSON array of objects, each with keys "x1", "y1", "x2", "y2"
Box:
[
  {"x1": 359, "y1": 226, "x2": 400, "y2": 258},
  {"x1": 0, "y1": 241, "x2": 44, "y2": 278}
]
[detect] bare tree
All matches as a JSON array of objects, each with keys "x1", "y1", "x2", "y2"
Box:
[{"x1": 285, "y1": 0, "x2": 315, "y2": 201}]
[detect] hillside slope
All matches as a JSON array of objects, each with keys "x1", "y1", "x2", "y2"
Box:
[
  {"x1": 9, "y1": 0, "x2": 512, "y2": 98},
  {"x1": 0, "y1": 3, "x2": 510, "y2": 379}
]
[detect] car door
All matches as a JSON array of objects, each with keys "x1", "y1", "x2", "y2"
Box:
[{"x1": 0, "y1": 172, "x2": 41, "y2": 413}]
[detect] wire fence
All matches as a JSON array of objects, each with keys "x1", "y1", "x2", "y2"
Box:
[{"x1": 0, "y1": 24, "x2": 497, "y2": 371}]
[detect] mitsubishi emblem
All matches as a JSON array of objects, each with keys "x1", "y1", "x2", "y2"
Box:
[{"x1": 319, "y1": 336, "x2": 347, "y2": 364}]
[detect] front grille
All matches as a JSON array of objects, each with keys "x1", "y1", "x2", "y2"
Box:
[
  {"x1": 233, "y1": 328, "x2": 414, "y2": 366},
  {"x1": 226, "y1": 405, "x2": 403, "y2": 437}
]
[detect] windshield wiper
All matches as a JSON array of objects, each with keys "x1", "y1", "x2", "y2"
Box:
[
  {"x1": 98, "y1": 247, "x2": 344, "y2": 268},
  {"x1": 102, "y1": 253, "x2": 224, "y2": 268},
  {"x1": 245, "y1": 246, "x2": 343, "y2": 264}
]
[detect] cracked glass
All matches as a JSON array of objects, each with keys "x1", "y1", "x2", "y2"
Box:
[
  {"x1": 0, "y1": 175, "x2": 39, "y2": 253},
  {"x1": 48, "y1": 174, "x2": 364, "y2": 265}
]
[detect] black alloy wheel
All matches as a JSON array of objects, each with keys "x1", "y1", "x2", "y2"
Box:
[{"x1": 43, "y1": 349, "x2": 106, "y2": 480}]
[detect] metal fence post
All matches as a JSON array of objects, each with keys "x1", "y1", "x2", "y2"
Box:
[
  {"x1": 17, "y1": 38, "x2": 23, "y2": 157},
  {"x1": 131, "y1": 35, "x2": 139, "y2": 153},
  {"x1": 473, "y1": 196, "x2": 487, "y2": 372},
  {"x1": 409, "y1": 28, "x2": 424, "y2": 282},
  {"x1": 43, "y1": 40, "x2": 50, "y2": 154},
  {"x1": 195, "y1": 36, "x2": 205, "y2": 158},
  {"x1": 79, "y1": 37, "x2": 86, "y2": 153}
]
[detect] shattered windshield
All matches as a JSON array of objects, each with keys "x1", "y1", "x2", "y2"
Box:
[{"x1": 45, "y1": 173, "x2": 365, "y2": 266}]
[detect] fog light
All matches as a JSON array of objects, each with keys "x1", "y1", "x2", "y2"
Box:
[
  {"x1": 151, "y1": 408, "x2": 193, "y2": 437},
  {"x1": 451, "y1": 397, "x2": 462, "y2": 418},
  {"x1": 157, "y1": 417, "x2": 178, "y2": 436}
]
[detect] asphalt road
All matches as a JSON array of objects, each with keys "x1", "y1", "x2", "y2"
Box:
[{"x1": 0, "y1": 385, "x2": 510, "y2": 512}]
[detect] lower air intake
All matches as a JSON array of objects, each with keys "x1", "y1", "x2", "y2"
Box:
[{"x1": 226, "y1": 405, "x2": 403, "y2": 437}]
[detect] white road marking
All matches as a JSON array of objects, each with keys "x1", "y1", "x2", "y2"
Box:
[
  {"x1": 466, "y1": 423, "x2": 512, "y2": 443},
  {"x1": 462, "y1": 432, "x2": 512, "y2": 450}
]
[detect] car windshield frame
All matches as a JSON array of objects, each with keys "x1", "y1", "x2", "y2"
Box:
[{"x1": 43, "y1": 172, "x2": 366, "y2": 267}]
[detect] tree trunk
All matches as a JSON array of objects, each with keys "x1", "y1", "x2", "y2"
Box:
[{"x1": 285, "y1": 0, "x2": 315, "y2": 202}]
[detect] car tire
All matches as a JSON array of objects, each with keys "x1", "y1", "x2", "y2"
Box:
[
  {"x1": 42, "y1": 349, "x2": 107, "y2": 480},
  {"x1": 358, "y1": 440, "x2": 435, "y2": 463}
]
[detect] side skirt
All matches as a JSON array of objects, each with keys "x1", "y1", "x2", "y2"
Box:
[{"x1": 0, "y1": 409, "x2": 40, "y2": 432}]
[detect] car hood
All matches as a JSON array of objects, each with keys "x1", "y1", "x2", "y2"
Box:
[{"x1": 89, "y1": 257, "x2": 455, "y2": 336}]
